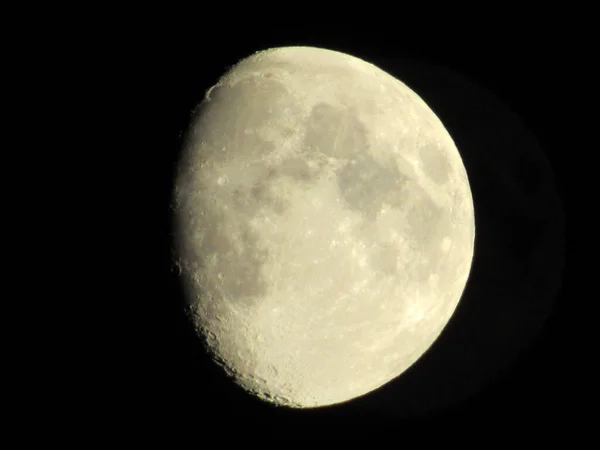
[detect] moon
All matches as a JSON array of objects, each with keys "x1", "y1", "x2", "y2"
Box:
[{"x1": 172, "y1": 46, "x2": 475, "y2": 408}]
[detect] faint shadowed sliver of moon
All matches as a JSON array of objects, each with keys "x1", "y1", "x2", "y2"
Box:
[{"x1": 351, "y1": 56, "x2": 566, "y2": 416}]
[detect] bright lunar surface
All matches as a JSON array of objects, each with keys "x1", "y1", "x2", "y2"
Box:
[{"x1": 172, "y1": 46, "x2": 475, "y2": 408}]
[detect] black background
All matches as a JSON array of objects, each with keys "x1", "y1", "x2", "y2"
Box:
[{"x1": 102, "y1": 21, "x2": 573, "y2": 434}]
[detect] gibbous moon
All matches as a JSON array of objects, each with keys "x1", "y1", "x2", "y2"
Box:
[{"x1": 172, "y1": 46, "x2": 475, "y2": 408}]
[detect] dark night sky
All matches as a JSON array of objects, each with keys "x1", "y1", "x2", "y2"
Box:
[{"x1": 98, "y1": 21, "x2": 573, "y2": 435}]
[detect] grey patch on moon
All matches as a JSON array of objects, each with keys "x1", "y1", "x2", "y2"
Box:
[
  {"x1": 418, "y1": 142, "x2": 451, "y2": 185},
  {"x1": 303, "y1": 102, "x2": 367, "y2": 160},
  {"x1": 174, "y1": 195, "x2": 270, "y2": 311},
  {"x1": 276, "y1": 156, "x2": 318, "y2": 184},
  {"x1": 338, "y1": 152, "x2": 410, "y2": 220},
  {"x1": 405, "y1": 190, "x2": 444, "y2": 244},
  {"x1": 370, "y1": 243, "x2": 399, "y2": 276},
  {"x1": 231, "y1": 157, "x2": 321, "y2": 217},
  {"x1": 362, "y1": 194, "x2": 449, "y2": 285},
  {"x1": 244, "y1": 170, "x2": 291, "y2": 216},
  {"x1": 303, "y1": 102, "x2": 415, "y2": 220}
]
